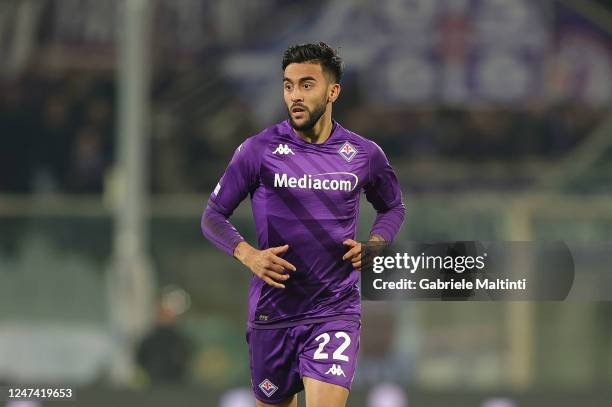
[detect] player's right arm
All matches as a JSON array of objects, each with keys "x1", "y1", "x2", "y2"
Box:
[
  {"x1": 201, "y1": 136, "x2": 295, "y2": 288},
  {"x1": 234, "y1": 242, "x2": 296, "y2": 289}
]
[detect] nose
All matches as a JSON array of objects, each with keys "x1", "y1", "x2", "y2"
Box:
[{"x1": 290, "y1": 88, "x2": 303, "y2": 104}]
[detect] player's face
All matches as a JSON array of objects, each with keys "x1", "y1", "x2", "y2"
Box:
[{"x1": 283, "y1": 62, "x2": 335, "y2": 131}]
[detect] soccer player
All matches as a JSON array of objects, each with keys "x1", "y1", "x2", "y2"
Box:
[{"x1": 201, "y1": 42, "x2": 405, "y2": 407}]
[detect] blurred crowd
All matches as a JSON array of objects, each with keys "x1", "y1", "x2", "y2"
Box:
[
  {"x1": 0, "y1": 69, "x2": 604, "y2": 194},
  {"x1": 341, "y1": 103, "x2": 598, "y2": 162},
  {"x1": 1, "y1": 0, "x2": 610, "y2": 194},
  {"x1": 0, "y1": 71, "x2": 115, "y2": 193}
]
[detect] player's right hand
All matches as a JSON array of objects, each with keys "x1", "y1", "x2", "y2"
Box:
[{"x1": 235, "y1": 243, "x2": 296, "y2": 289}]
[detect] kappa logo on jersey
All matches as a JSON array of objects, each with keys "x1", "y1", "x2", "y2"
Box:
[
  {"x1": 325, "y1": 364, "x2": 346, "y2": 377},
  {"x1": 272, "y1": 144, "x2": 294, "y2": 155},
  {"x1": 258, "y1": 378, "x2": 279, "y2": 397},
  {"x1": 338, "y1": 141, "x2": 357, "y2": 162}
]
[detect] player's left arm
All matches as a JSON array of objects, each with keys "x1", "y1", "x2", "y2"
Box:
[{"x1": 342, "y1": 141, "x2": 406, "y2": 270}]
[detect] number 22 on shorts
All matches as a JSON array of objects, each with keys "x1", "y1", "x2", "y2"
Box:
[{"x1": 313, "y1": 331, "x2": 351, "y2": 361}]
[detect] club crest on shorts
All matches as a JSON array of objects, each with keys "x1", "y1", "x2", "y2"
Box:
[
  {"x1": 258, "y1": 378, "x2": 279, "y2": 397},
  {"x1": 338, "y1": 141, "x2": 357, "y2": 162}
]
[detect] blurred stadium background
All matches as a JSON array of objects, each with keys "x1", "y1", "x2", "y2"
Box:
[{"x1": 1, "y1": 0, "x2": 612, "y2": 406}]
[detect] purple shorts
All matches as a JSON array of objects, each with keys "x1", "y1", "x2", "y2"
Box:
[{"x1": 246, "y1": 319, "x2": 360, "y2": 404}]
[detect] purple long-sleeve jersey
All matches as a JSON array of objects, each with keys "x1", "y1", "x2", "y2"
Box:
[{"x1": 202, "y1": 120, "x2": 405, "y2": 329}]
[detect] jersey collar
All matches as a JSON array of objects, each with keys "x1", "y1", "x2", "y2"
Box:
[{"x1": 282, "y1": 119, "x2": 341, "y2": 146}]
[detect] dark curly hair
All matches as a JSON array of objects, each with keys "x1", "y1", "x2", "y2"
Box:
[{"x1": 282, "y1": 42, "x2": 344, "y2": 83}]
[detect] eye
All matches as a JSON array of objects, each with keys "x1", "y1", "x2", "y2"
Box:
[
  {"x1": 303, "y1": 83, "x2": 313, "y2": 90},
  {"x1": 284, "y1": 83, "x2": 292, "y2": 91}
]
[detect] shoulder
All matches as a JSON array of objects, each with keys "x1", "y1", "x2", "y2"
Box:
[
  {"x1": 335, "y1": 123, "x2": 384, "y2": 158},
  {"x1": 238, "y1": 121, "x2": 288, "y2": 153}
]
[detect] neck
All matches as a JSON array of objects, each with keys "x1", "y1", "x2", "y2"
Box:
[{"x1": 294, "y1": 109, "x2": 333, "y2": 144}]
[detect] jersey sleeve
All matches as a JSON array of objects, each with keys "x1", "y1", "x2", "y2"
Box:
[
  {"x1": 363, "y1": 141, "x2": 406, "y2": 242},
  {"x1": 201, "y1": 137, "x2": 261, "y2": 256}
]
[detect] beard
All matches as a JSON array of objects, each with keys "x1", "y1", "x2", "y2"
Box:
[{"x1": 287, "y1": 98, "x2": 327, "y2": 131}]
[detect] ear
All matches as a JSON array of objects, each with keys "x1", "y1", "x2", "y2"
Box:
[{"x1": 328, "y1": 83, "x2": 341, "y2": 103}]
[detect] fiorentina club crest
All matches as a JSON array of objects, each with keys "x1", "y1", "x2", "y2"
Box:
[
  {"x1": 338, "y1": 141, "x2": 357, "y2": 162},
  {"x1": 258, "y1": 378, "x2": 279, "y2": 397}
]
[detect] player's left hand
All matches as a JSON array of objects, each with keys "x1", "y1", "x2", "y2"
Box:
[{"x1": 342, "y1": 239, "x2": 362, "y2": 270}]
